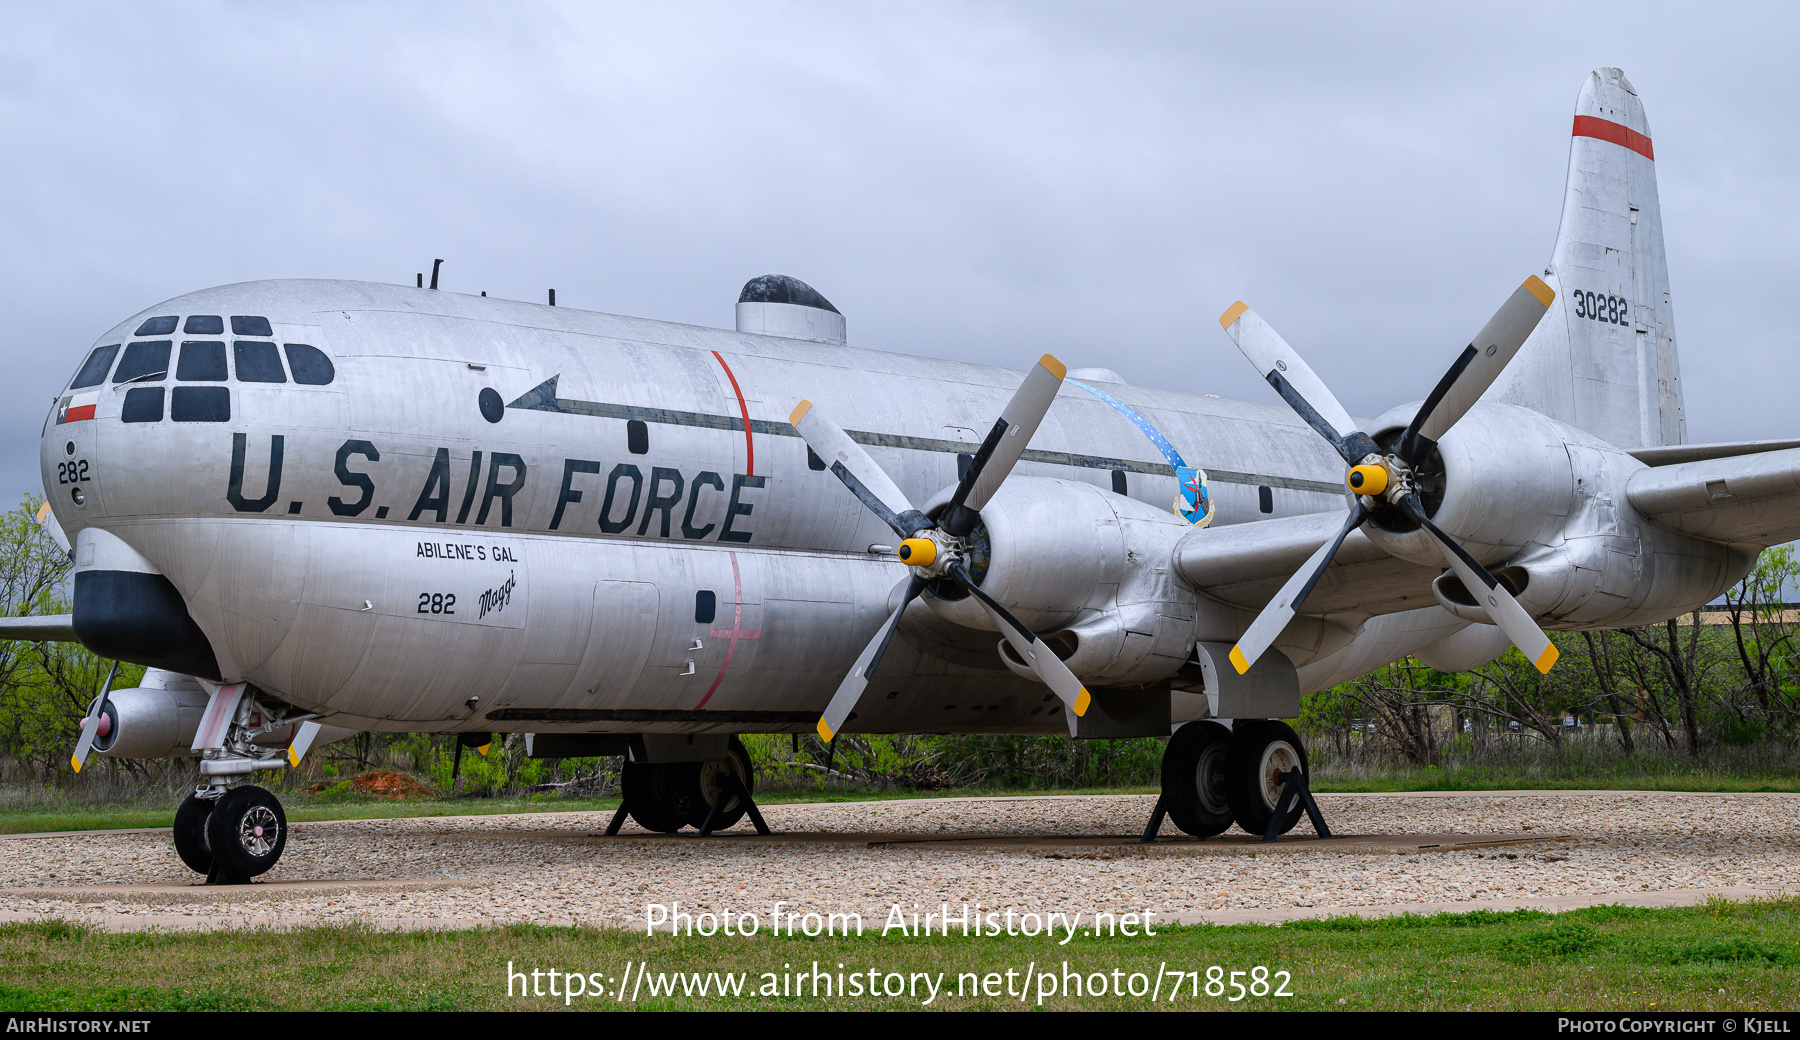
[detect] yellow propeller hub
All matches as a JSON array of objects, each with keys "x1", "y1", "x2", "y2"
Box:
[
  {"x1": 898, "y1": 538, "x2": 938, "y2": 567},
  {"x1": 1347, "y1": 464, "x2": 1388, "y2": 497}
]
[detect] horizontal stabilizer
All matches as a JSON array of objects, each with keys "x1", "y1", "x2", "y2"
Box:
[
  {"x1": 1627, "y1": 447, "x2": 1800, "y2": 547},
  {"x1": 1629, "y1": 439, "x2": 1800, "y2": 467},
  {"x1": 0, "y1": 615, "x2": 76, "y2": 642},
  {"x1": 1175, "y1": 512, "x2": 1441, "y2": 617}
]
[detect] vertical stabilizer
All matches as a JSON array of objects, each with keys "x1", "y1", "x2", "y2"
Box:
[{"x1": 1491, "y1": 68, "x2": 1685, "y2": 447}]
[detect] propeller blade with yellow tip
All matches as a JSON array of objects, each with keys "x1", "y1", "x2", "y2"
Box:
[
  {"x1": 949, "y1": 564, "x2": 1089, "y2": 735},
  {"x1": 69, "y1": 661, "x2": 120, "y2": 773},
  {"x1": 1229, "y1": 502, "x2": 1369, "y2": 674},
  {"x1": 790, "y1": 400, "x2": 933, "y2": 539},
  {"x1": 940, "y1": 354, "x2": 1068, "y2": 535},
  {"x1": 1220, "y1": 302, "x2": 1378, "y2": 465},
  {"x1": 285, "y1": 720, "x2": 323, "y2": 768},
  {"x1": 814, "y1": 575, "x2": 930, "y2": 742},
  {"x1": 1397, "y1": 276, "x2": 1555, "y2": 465},
  {"x1": 1398, "y1": 494, "x2": 1559, "y2": 674}
]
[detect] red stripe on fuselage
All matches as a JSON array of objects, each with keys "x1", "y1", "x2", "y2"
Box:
[
  {"x1": 711, "y1": 350, "x2": 755, "y2": 476},
  {"x1": 1572, "y1": 114, "x2": 1654, "y2": 160}
]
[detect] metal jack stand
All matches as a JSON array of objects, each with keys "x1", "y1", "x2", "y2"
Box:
[
  {"x1": 1262, "y1": 768, "x2": 1332, "y2": 843},
  {"x1": 204, "y1": 862, "x2": 248, "y2": 886},
  {"x1": 1138, "y1": 794, "x2": 1172, "y2": 844},
  {"x1": 698, "y1": 774, "x2": 771, "y2": 837}
]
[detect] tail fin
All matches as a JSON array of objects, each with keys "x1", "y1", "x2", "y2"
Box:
[{"x1": 1492, "y1": 67, "x2": 1686, "y2": 447}]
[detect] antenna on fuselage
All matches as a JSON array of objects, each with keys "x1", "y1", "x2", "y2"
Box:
[{"x1": 430, "y1": 259, "x2": 444, "y2": 290}]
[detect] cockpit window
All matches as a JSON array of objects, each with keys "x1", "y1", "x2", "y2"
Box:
[
  {"x1": 70, "y1": 344, "x2": 120, "y2": 389},
  {"x1": 121, "y1": 386, "x2": 164, "y2": 423},
  {"x1": 283, "y1": 343, "x2": 335, "y2": 385},
  {"x1": 171, "y1": 386, "x2": 230, "y2": 423},
  {"x1": 134, "y1": 316, "x2": 178, "y2": 336},
  {"x1": 177, "y1": 341, "x2": 228, "y2": 381},
  {"x1": 184, "y1": 315, "x2": 224, "y2": 335},
  {"x1": 113, "y1": 341, "x2": 171, "y2": 383},
  {"x1": 230, "y1": 316, "x2": 273, "y2": 337},
  {"x1": 233, "y1": 341, "x2": 286, "y2": 383}
]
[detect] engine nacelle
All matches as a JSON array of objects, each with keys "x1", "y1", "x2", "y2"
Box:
[
  {"x1": 1363, "y1": 402, "x2": 1748, "y2": 629},
  {"x1": 95, "y1": 669, "x2": 356, "y2": 759},
  {"x1": 919, "y1": 477, "x2": 1199, "y2": 686},
  {"x1": 1362, "y1": 402, "x2": 1580, "y2": 568}
]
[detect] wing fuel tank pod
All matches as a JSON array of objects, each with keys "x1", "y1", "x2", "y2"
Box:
[
  {"x1": 735, "y1": 275, "x2": 846, "y2": 344},
  {"x1": 70, "y1": 527, "x2": 221, "y2": 681}
]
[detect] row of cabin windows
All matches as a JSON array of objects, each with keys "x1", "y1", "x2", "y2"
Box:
[
  {"x1": 133, "y1": 315, "x2": 272, "y2": 338},
  {"x1": 69, "y1": 340, "x2": 334, "y2": 390}
]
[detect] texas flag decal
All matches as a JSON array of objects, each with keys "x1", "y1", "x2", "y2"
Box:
[{"x1": 56, "y1": 391, "x2": 99, "y2": 424}]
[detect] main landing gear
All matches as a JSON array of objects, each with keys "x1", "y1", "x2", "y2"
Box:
[
  {"x1": 607, "y1": 736, "x2": 769, "y2": 836},
  {"x1": 1147, "y1": 720, "x2": 1326, "y2": 842}
]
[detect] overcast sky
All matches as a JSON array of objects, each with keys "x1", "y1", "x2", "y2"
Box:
[{"x1": 4, "y1": 1, "x2": 1798, "y2": 503}]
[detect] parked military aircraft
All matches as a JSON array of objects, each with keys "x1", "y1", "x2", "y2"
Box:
[{"x1": 14, "y1": 67, "x2": 1800, "y2": 881}]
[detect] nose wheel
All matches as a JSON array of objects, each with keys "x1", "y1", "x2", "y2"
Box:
[{"x1": 172, "y1": 784, "x2": 287, "y2": 883}]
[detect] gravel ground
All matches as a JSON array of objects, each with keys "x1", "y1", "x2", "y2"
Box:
[{"x1": 0, "y1": 792, "x2": 1793, "y2": 931}]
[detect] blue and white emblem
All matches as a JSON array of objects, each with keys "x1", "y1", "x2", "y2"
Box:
[
  {"x1": 1066, "y1": 378, "x2": 1212, "y2": 528},
  {"x1": 1175, "y1": 466, "x2": 1214, "y2": 527}
]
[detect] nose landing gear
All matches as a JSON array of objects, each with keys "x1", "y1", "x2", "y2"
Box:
[{"x1": 172, "y1": 784, "x2": 287, "y2": 884}]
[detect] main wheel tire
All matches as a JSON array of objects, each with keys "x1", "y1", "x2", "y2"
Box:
[
  {"x1": 666, "y1": 736, "x2": 755, "y2": 830},
  {"x1": 622, "y1": 762, "x2": 687, "y2": 833},
  {"x1": 203, "y1": 785, "x2": 286, "y2": 879},
  {"x1": 172, "y1": 794, "x2": 214, "y2": 875},
  {"x1": 1160, "y1": 721, "x2": 1234, "y2": 838},
  {"x1": 1225, "y1": 720, "x2": 1309, "y2": 837}
]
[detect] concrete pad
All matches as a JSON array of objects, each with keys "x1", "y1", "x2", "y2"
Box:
[
  {"x1": 0, "y1": 878, "x2": 472, "y2": 904},
  {"x1": 409, "y1": 826, "x2": 1571, "y2": 857},
  {"x1": 1167, "y1": 886, "x2": 1794, "y2": 926}
]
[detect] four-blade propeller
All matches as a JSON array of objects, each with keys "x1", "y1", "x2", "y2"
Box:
[
  {"x1": 1222, "y1": 276, "x2": 1562, "y2": 677},
  {"x1": 793, "y1": 355, "x2": 1091, "y2": 742}
]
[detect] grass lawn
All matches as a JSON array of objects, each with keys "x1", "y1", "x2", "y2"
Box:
[{"x1": 0, "y1": 899, "x2": 1793, "y2": 1011}]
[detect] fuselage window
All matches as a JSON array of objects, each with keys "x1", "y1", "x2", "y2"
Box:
[
  {"x1": 695, "y1": 590, "x2": 717, "y2": 624},
  {"x1": 283, "y1": 343, "x2": 335, "y2": 385},
  {"x1": 69, "y1": 344, "x2": 120, "y2": 390},
  {"x1": 134, "y1": 316, "x2": 178, "y2": 336},
  {"x1": 233, "y1": 341, "x2": 287, "y2": 383},
  {"x1": 627, "y1": 419, "x2": 649, "y2": 455},
  {"x1": 113, "y1": 341, "x2": 171, "y2": 383},
  {"x1": 171, "y1": 386, "x2": 230, "y2": 423},
  {"x1": 176, "y1": 341, "x2": 228, "y2": 381},
  {"x1": 121, "y1": 386, "x2": 164, "y2": 423},
  {"x1": 230, "y1": 316, "x2": 273, "y2": 337},
  {"x1": 1258, "y1": 486, "x2": 1273, "y2": 513},
  {"x1": 184, "y1": 315, "x2": 224, "y2": 335}
]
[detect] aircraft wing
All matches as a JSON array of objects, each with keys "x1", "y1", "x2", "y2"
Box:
[
  {"x1": 0, "y1": 615, "x2": 75, "y2": 642},
  {"x1": 1627, "y1": 447, "x2": 1800, "y2": 547},
  {"x1": 1174, "y1": 512, "x2": 1444, "y2": 617}
]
